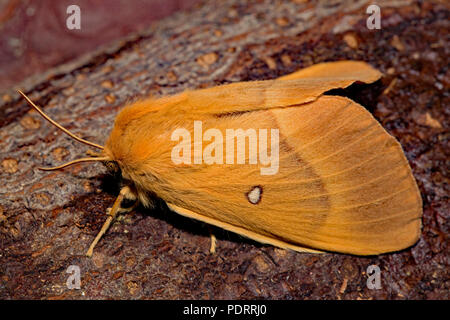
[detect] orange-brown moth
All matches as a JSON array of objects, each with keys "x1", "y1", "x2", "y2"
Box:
[{"x1": 18, "y1": 61, "x2": 422, "y2": 257}]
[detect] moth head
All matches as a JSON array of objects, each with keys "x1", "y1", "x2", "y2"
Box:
[
  {"x1": 102, "y1": 159, "x2": 139, "y2": 192},
  {"x1": 102, "y1": 159, "x2": 137, "y2": 193},
  {"x1": 103, "y1": 159, "x2": 121, "y2": 177}
]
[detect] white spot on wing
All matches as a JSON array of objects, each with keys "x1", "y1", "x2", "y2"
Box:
[{"x1": 247, "y1": 186, "x2": 262, "y2": 204}]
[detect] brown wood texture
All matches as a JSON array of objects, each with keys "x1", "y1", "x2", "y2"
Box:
[{"x1": 0, "y1": 0, "x2": 448, "y2": 299}]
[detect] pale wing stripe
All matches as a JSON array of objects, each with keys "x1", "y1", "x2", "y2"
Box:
[{"x1": 166, "y1": 203, "x2": 324, "y2": 253}]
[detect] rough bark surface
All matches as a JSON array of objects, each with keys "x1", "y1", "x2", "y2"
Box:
[{"x1": 0, "y1": 0, "x2": 448, "y2": 299}]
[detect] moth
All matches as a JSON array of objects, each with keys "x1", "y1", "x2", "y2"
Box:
[{"x1": 19, "y1": 61, "x2": 422, "y2": 257}]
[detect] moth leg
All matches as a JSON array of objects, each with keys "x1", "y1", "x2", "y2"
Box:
[
  {"x1": 86, "y1": 186, "x2": 137, "y2": 257},
  {"x1": 209, "y1": 233, "x2": 217, "y2": 254}
]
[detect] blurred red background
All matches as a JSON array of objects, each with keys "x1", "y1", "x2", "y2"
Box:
[{"x1": 0, "y1": 0, "x2": 200, "y2": 92}]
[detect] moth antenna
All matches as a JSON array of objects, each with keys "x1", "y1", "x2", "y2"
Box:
[
  {"x1": 39, "y1": 157, "x2": 109, "y2": 171},
  {"x1": 17, "y1": 90, "x2": 104, "y2": 150}
]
